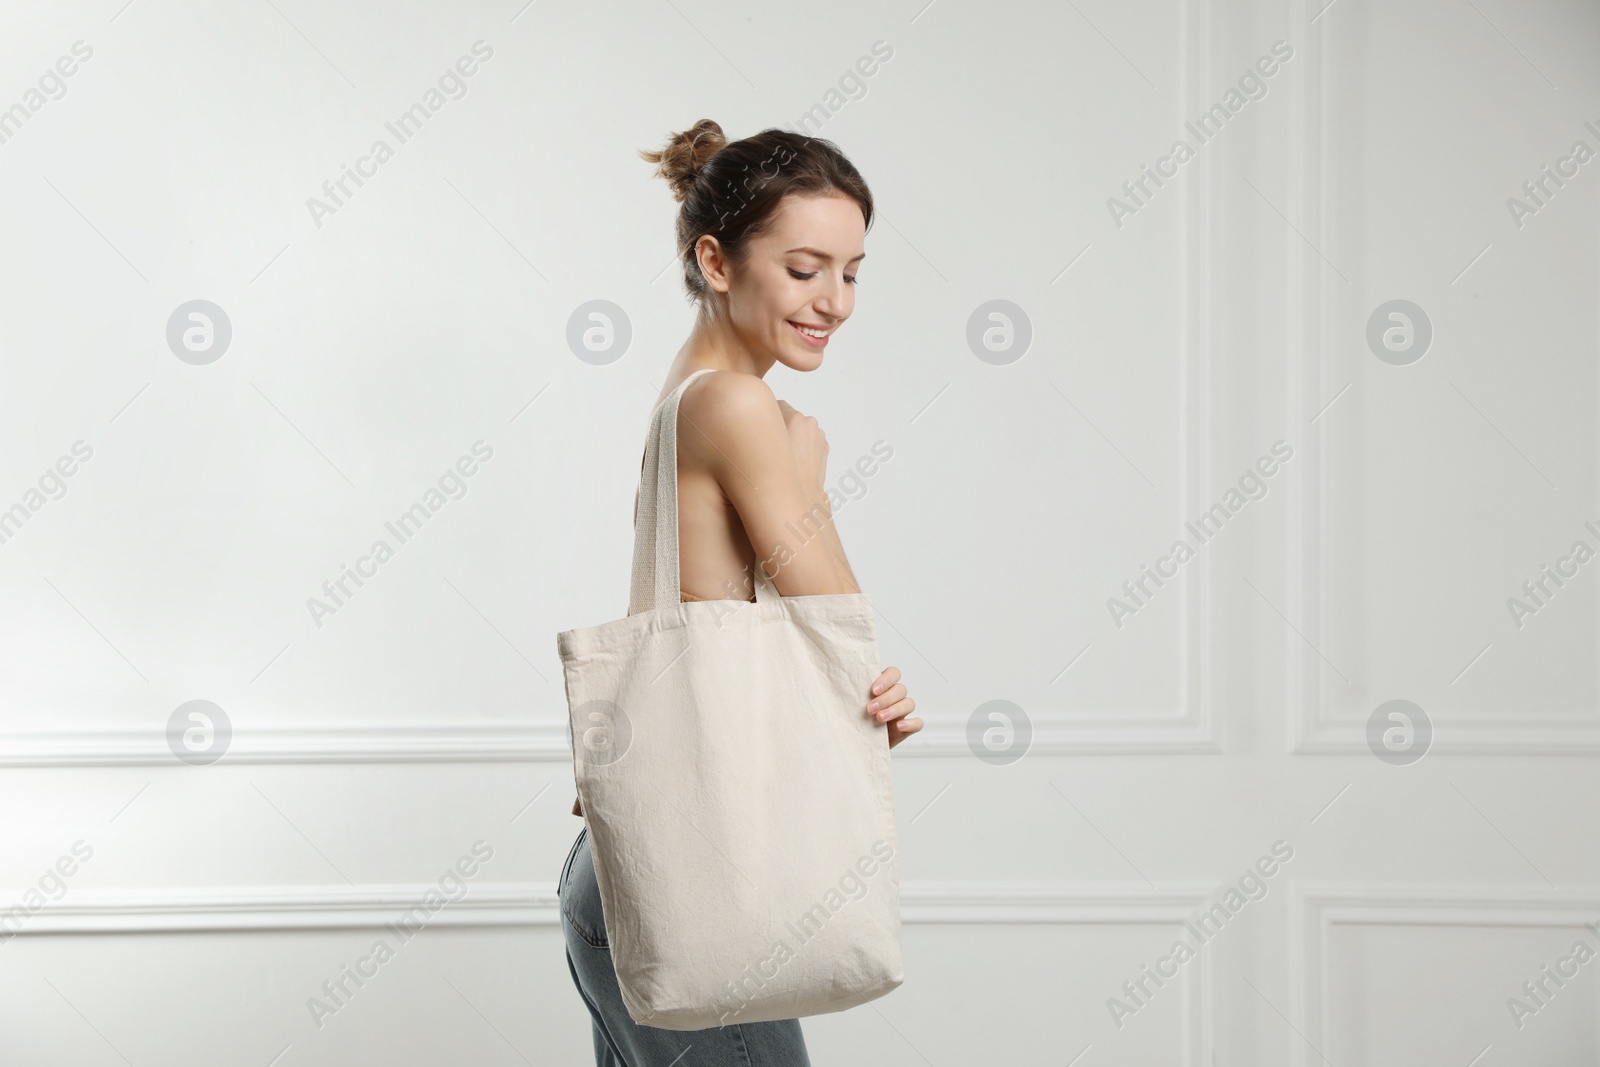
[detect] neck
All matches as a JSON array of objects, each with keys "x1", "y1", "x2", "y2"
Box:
[{"x1": 671, "y1": 304, "x2": 775, "y2": 382}]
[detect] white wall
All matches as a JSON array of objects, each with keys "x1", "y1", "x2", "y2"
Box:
[{"x1": 1, "y1": 0, "x2": 1597, "y2": 1063}]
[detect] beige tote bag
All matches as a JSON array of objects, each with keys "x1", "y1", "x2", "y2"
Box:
[{"x1": 556, "y1": 367, "x2": 903, "y2": 1031}]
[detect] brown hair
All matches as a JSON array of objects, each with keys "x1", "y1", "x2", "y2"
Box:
[{"x1": 639, "y1": 120, "x2": 873, "y2": 307}]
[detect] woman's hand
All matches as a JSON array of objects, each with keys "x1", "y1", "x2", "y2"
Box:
[
  {"x1": 775, "y1": 399, "x2": 829, "y2": 491},
  {"x1": 867, "y1": 665, "x2": 921, "y2": 749}
]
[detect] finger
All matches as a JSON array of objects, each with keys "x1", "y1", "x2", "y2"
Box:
[
  {"x1": 876, "y1": 697, "x2": 915, "y2": 723},
  {"x1": 887, "y1": 717, "x2": 922, "y2": 748},
  {"x1": 868, "y1": 685, "x2": 907, "y2": 717},
  {"x1": 866, "y1": 681, "x2": 904, "y2": 710},
  {"x1": 870, "y1": 665, "x2": 901, "y2": 697}
]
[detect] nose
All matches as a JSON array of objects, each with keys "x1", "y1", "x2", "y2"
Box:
[{"x1": 813, "y1": 274, "x2": 849, "y2": 321}]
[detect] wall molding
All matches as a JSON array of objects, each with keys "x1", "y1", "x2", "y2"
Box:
[
  {"x1": 896, "y1": 715, "x2": 1222, "y2": 756},
  {"x1": 0, "y1": 882, "x2": 556, "y2": 934},
  {"x1": 4, "y1": 877, "x2": 1219, "y2": 1062},
  {"x1": 1281, "y1": 0, "x2": 1600, "y2": 755},
  {"x1": 2, "y1": 0, "x2": 1228, "y2": 767},
  {"x1": 0, "y1": 723, "x2": 566, "y2": 767},
  {"x1": 1, "y1": 879, "x2": 1221, "y2": 934},
  {"x1": 1288, "y1": 884, "x2": 1600, "y2": 1067},
  {"x1": 1107, "y1": 0, "x2": 1223, "y2": 756},
  {"x1": 6, "y1": 0, "x2": 1232, "y2": 767},
  {"x1": 0, "y1": 710, "x2": 1225, "y2": 767}
]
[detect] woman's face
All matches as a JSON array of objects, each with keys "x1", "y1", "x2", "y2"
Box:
[{"x1": 701, "y1": 192, "x2": 866, "y2": 372}]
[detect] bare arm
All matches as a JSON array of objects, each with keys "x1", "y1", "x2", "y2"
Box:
[
  {"x1": 679, "y1": 371, "x2": 858, "y2": 597},
  {"x1": 774, "y1": 397, "x2": 860, "y2": 590},
  {"x1": 678, "y1": 371, "x2": 922, "y2": 753}
]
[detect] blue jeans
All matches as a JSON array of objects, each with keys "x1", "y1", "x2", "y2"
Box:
[{"x1": 557, "y1": 824, "x2": 813, "y2": 1066}]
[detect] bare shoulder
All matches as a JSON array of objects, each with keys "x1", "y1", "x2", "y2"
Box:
[
  {"x1": 678, "y1": 370, "x2": 791, "y2": 475},
  {"x1": 680, "y1": 369, "x2": 780, "y2": 429},
  {"x1": 679, "y1": 371, "x2": 786, "y2": 446}
]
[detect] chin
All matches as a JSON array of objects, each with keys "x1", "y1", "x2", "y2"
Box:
[
  {"x1": 773, "y1": 350, "x2": 824, "y2": 373},
  {"x1": 771, "y1": 328, "x2": 831, "y2": 373}
]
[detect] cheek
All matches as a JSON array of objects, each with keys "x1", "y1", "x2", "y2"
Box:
[
  {"x1": 771, "y1": 287, "x2": 806, "y2": 325},
  {"x1": 745, "y1": 274, "x2": 796, "y2": 323}
]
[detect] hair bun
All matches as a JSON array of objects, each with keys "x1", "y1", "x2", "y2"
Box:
[{"x1": 639, "y1": 119, "x2": 726, "y2": 202}]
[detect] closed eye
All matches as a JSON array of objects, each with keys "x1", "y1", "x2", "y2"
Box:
[{"x1": 789, "y1": 268, "x2": 859, "y2": 285}]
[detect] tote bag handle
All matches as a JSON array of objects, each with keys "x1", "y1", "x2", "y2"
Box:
[{"x1": 628, "y1": 368, "x2": 780, "y2": 615}]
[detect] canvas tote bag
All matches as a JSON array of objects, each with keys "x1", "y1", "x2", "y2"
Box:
[{"x1": 556, "y1": 367, "x2": 903, "y2": 1030}]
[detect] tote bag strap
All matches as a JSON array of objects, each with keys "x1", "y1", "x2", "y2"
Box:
[{"x1": 628, "y1": 368, "x2": 781, "y2": 614}]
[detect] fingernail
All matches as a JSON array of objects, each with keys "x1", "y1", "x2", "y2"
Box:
[
  {"x1": 872, "y1": 682, "x2": 881, "y2": 694},
  {"x1": 868, "y1": 701, "x2": 879, "y2": 713}
]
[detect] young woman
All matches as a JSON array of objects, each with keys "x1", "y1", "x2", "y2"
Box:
[{"x1": 556, "y1": 120, "x2": 922, "y2": 1065}]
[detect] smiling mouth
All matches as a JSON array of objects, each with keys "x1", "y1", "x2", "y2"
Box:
[{"x1": 787, "y1": 321, "x2": 833, "y2": 341}]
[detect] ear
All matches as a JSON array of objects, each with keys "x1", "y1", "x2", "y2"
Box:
[{"x1": 695, "y1": 234, "x2": 734, "y2": 295}]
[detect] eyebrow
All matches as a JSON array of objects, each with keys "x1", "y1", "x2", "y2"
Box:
[{"x1": 785, "y1": 246, "x2": 867, "y2": 264}]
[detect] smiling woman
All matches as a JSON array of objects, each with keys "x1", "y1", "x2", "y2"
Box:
[
  {"x1": 555, "y1": 120, "x2": 920, "y2": 1066},
  {"x1": 634, "y1": 121, "x2": 879, "y2": 604}
]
